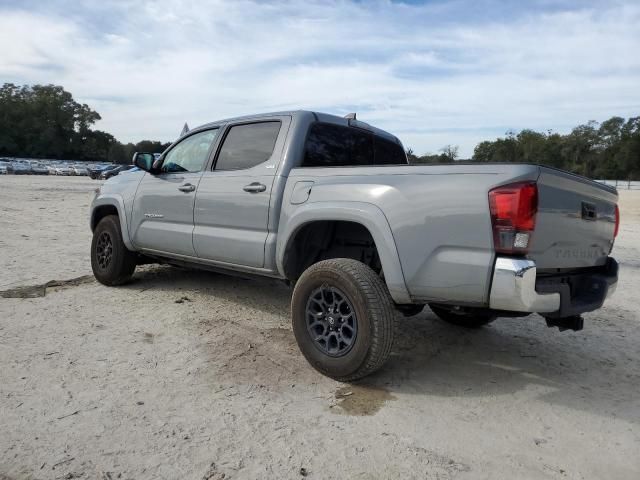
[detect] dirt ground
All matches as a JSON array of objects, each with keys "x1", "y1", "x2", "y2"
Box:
[{"x1": 1, "y1": 175, "x2": 639, "y2": 480}]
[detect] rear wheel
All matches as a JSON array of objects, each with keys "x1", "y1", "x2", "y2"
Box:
[
  {"x1": 291, "y1": 259, "x2": 396, "y2": 381},
  {"x1": 429, "y1": 304, "x2": 496, "y2": 328},
  {"x1": 91, "y1": 215, "x2": 136, "y2": 286}
]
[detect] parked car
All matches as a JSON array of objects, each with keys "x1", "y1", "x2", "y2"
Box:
[
  {"x1": 72, "y1": 165, "x2": 89, "y2": 176},
  {"x1": 89, "y1": 164, "x2": 116, "y2": 179},
  {"x1": 100, "y1": 165, "x2": 134, "y2": 180},
  {"x1": 54, "y1": 165, "x2": 74, "y2": 176},
  {"x1": 12, "y1": 162, "x2": 32, "y2": 175},
  {"x1": 31, "y1": 163, "x2": 50, "y2": 175},
  {"x1": 90, "y1": 110, "x2": 619, "y2": 381},
  {"x1": 0, "y1": 164, "x2": 7, "y2": 175}
]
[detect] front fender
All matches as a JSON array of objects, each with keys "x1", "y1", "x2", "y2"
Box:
[
  {"x1": 90, "y1": 194, "x2": 135, "y2": 251},
  {"x1": 276, "y1": 201, "x2": 411, "y2": 304}
]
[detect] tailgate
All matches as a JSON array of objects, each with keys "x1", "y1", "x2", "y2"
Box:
[{"x1": 529, "y1": 167, "x2": 618, "y2": 269}]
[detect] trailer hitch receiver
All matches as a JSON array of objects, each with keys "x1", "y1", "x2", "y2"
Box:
[{"x1": 545, "y1": 315, "x2": 584, "y2": 332}]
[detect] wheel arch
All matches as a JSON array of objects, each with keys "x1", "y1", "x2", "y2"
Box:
[
  {"x1": 90, "y1": 196, "x2": 135, "y2": 251},
  {"x1": 276, "y1": 201, "x2": 411, "y2": 304}
]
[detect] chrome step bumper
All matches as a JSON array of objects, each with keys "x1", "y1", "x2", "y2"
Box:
[
  {"x1": 489, "y1": 256, "x2": 618, "y2": 315},
  {"x1": 489, "y1": 257, "x2": 560, "y2": 313}
]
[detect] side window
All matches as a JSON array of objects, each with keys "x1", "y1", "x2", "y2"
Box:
[
  {"x1": 374, "y1": 136, "x2": 408, "y2": 165},
  {"x1": 302, "y1": 123, "x2": 374, "y2": 167},
  {"x1": 161, "y1": 129, "x2": 218, "y2": 173},
  {"x1": 215, "y1": 121, "x2": 281, "y2": 171}
]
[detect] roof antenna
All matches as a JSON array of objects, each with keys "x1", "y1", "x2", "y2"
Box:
[
  {"x1": 344, "y1": 113, "x2": 357, "y2": 120},
  {"x1": 180, "y1": 122, "x2": 190, "y2": 136}
]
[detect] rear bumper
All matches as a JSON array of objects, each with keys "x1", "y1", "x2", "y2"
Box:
[
  {"x1": 489, "y1": 256, "x2": 618, "y2": 317},
  {"x1": 490, "y1": 258, "x2": 561, "y2": 313}
]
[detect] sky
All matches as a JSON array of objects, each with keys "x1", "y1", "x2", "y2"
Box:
[{"x1": 1, "y1": 0, "x2": 639, "y2": 157}]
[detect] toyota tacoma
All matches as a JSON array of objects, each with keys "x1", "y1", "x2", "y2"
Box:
[{"x1": 90, "y1": 111, "x2": 619, "y2": 380}]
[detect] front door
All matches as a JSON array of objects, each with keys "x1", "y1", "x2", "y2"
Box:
[
  {"x1": 130, "y1": 128, "x2": 219, "y2": 256},
  {"x1": 193, "y1": 119, "x2": 288, "y2": 267}
]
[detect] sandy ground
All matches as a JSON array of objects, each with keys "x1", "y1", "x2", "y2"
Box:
[{"x1": 1, "y1": 175, "x2": 639, "y2": 480}]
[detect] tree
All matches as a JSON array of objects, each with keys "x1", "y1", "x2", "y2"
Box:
[
  {"x1": 473, "y1": 141, "x2": 495, "y2": 162},
  {"x1": 440, "y1": 145, "x2": 458, "y2": 162},
  {"x1": 598, "y1": 116, "x2": 624, "y2": 148},
  {"x1": 469, "y1": 116, "x2": 640, "y2": 180},
  {"x1": 0, "y1": 82, "x2": 170, "y2": 163},
  {"x1": 516, "y1": 130, "x2": 546, "y2": 163},
  {"x1": 108, "y1": 141, "x2": 128, "y2": 164},
  {"x1": 405, "y1": 148, "x2": 418, "y2": 163}
]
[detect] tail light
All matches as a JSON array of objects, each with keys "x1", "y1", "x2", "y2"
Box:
[
  {"x1": 614, "y1": 204, "x2": 620, "y2": 238},
  {"x1": 489, "y1": 182, "x2": 538, "y2": 254}
]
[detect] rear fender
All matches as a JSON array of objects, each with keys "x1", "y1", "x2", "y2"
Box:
[{"x1": 277, "y1": 201, "x2": 411, "y2": 304}]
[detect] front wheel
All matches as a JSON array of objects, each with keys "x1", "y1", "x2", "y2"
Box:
[
  {"x1": 429, "y1": 304, "x2": 496, "y2": 328},
  {"x1": 291, "y1": 259, "x2": 396, "y2": 381},
  {"x1": 91, "y1": 215, "x2": 137, "y2": 286}
]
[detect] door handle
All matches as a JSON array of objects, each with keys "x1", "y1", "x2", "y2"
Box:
[
  {"x1": 178, "y1": 183, "x2": 196, "y2": 193},
  {"x1": 243, "y1": 182, "x2": 266, "y2": 193}
]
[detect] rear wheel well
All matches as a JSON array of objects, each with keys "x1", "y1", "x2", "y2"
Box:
[
  {"x1": 91, "y1": 205, "x2": 119, "y2": 231},
  {"x1": 283, "y1": 221, "x2": 382, "y2": 282}
]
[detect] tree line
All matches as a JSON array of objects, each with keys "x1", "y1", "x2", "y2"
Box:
[
  {"x1": 2, "y1": 83, "x2": 638, "y2": 178},
  {"x1": 409, "y1": 117, "x2": 640, "y2": 180},
  {"x1": 0, "y1": 83, "x2": 169, "y2": 164}
]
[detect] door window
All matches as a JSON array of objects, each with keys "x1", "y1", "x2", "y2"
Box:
[
  {"x1": 215, "y1": 121, "x2": 281, "y2": 171},
  {"x1": 161, "y1": 129, "x2": 218, "y2": 173}
]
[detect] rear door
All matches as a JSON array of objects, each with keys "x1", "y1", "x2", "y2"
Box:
[
  {"x1": 529, "y1": 167, "x2": 618, "y2": 269},
  {"x1": 193, "y1": 117, "x2": 290, "y2": 267},
  {"x1": 130, "y1": 128, "x2": 219, "y2": 256}
]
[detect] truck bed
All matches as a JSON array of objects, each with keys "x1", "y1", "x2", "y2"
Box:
[{"x1": 285, "y1": 163, "x2": 618, "y2": 306}]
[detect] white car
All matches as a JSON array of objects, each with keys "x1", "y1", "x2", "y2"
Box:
[
  {"x1": 54, "y1": 165, "x2": 73, "y2": 176},
  {"x1": 72, "y1": 165, "x2": 89, "y2": 176}
]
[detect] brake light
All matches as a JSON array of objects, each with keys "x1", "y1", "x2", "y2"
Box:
[
  {"x1": 614, "y1": 204, "x2": 620, "y2": 238},
  {"x1": 489, "y1": 182, "x2": 538, "y2": 254}
]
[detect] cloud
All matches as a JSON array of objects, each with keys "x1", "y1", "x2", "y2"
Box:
[{"x1": 1, "y1": 0, "x2": 639, "y2": 156}]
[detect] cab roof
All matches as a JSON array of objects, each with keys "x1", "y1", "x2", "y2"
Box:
[{"x1": 192, "y1": 110, "x2": 401, "y2": 145}]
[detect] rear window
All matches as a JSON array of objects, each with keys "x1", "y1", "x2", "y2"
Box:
[
  {"x1": 302, "y1": 123, "x2": 406, "y2": 167},
  {"x1": 374, "y1": 136, "x2": 407, "y2": 165}
]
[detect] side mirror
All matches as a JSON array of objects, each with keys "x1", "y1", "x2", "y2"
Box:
[{"x1": 132, "y1": 152, "x2": 156, "y2": 172}]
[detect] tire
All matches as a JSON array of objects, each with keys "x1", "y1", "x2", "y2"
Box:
[
  {"x1": 429, "y1": 304, "x2": 495, "y2": 328},
  {"x1": 91, "y1": 215, "x2": 136, "y2": 286},
  {"x1": 291, "y1": 259, "x2": 396, "y2": 382}
]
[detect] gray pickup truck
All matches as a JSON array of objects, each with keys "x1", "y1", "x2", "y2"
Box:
[{"x1": 90, "y1": 110, "x2": 619, "y2": 380}]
